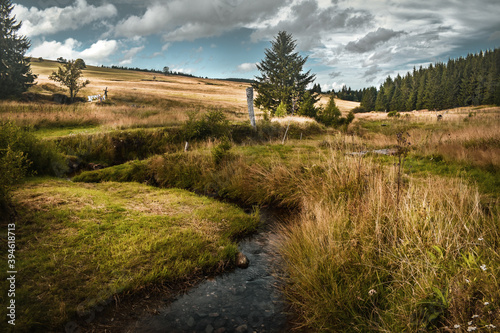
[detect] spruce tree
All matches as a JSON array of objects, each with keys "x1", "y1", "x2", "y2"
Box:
[
  {"x1": 0, "y1": 0, "x2": 36, "y2": 98},
  {"x1": 253, "y1": 31, "x2": 317, "y2": 115}
]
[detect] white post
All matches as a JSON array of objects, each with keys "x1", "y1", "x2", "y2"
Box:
[{"x1": 246, "y1": 87, "x2": 256, "y2": 128}]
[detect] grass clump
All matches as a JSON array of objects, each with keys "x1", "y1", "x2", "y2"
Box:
[
  {"x1": 0, "y1": 179, "x2": 259, "y2": 332},
  {"x1": 273, "y1": 151, "x2": 500, "y2": 332}
]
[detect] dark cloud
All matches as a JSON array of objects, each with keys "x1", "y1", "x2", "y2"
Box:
[
  {"x1": 363, "y1": 65, "x2": 382, "y2": 83},
  {"x1": 250, "y1": 0, "x2": 373, "y2": 50},
  {"x1": 346, "y1": 28, "x2": 405, "y2": 53},
  {"x1": 329, "y1": 71, "x2": 342, "y2": 78},
  {"x1": 113, "y1": 0, "x2": 291, "y2": 41}
]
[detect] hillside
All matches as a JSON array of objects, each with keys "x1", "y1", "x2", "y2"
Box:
[
  {"x1": 30, "y1": 59, "x2": 252, "y2": 114},
  {"x1": 30, "y1": 59, "x2": 358, "y2": 115}
]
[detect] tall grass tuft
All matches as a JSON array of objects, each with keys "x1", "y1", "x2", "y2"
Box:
[{"x1": 273, "y1": 149, "x2": 499, "y2": 332}]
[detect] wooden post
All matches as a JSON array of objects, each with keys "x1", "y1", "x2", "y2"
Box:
[{"x1": 246, "y1": 87, "x2": 256, "y2": 128}]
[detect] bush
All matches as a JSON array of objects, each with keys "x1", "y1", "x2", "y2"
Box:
[
  {"x1": 182, "y1": 109, "x2": 230, "y2": 141},
  {"x1": 352, "y1": 105, "x2": 368, "y2": 113},
  {"x1": 275, "y1": 101, "x2": 288, "y2": 118},
  {"x1": 388, "y1": 111, "x2": 400, "y2": 117},
  {"x1": 316, "y1": 94, "x2": 341, "y2": 126},
  {"x1": 0, "y1": 122, "x2": 67, "y2": 177},
  {"x1": 212, "y1": 136, "x2": 233, "y2": 166},
  {"x1": 0, "y1": 122, "x2": 67, "y2": 213},
  {"x1": 56, "y1": 128, "x2": 181, "y2": 166}
]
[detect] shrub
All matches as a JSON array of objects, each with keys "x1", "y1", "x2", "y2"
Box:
[
  {"x1": 0, "y1": 122, "x2": 67, "y2": 177},
  {"x1": 182, "y1": 109, "x2": 230, "y2": 141},
  {"x1": 212, "y1": 136, "x2": 233, "y2": 166},
  {"x1": 275, "y1": 101, "x2": 288, "y2": 118},
  {"x1": 352, "y1": 105, "x2": 368, "y2": 113},
  {"x1": 0, "y1": 122, "x2": 67, "y2": 213},
  {"x1": 388, "y1": 111, "x2": 400, "y2": 117},
  {"x1": 316, "y1": 94, "x2": 341, "y2": 126},
  {"x1": 297, "y1": 91, "x2": 319, "y2": 118}
]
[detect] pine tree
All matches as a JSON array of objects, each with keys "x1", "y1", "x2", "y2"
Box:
[
  {"x1": 317, "y1": 93, "x2": 341, "y2": 126},
  {"x1": 361, "y1": 87, "x2": 377, "y2": 111},
  {"x1": 253, "y1": 31, "x2": 317, "y2": 115},
  {"x1": 0, "y1": 0, "x2": 36, "y2": 98}
]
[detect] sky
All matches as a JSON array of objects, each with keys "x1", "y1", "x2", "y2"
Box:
[{"x1": 12, "y1": 0, "x2": 500, "y2": 91}]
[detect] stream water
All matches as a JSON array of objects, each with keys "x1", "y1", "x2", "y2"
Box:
[{"x1": 128, "y1": 208, "x2": 289, "y2": 333}]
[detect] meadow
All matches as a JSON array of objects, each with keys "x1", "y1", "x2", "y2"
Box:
[{"x1": 1, "y1": 60, "x2": 499, "y2": 332}]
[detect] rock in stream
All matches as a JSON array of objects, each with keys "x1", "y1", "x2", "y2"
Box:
[{"x1": 129, "y1": 209, "x2": 288, "y2": 333}]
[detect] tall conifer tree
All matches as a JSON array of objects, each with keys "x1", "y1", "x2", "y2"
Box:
[
  {"x1": 0, "y1": 0, "x2": 36, "y2": 98},
  {"x1": 253, "y1": 31, "x2": 317, "y2": 115}
]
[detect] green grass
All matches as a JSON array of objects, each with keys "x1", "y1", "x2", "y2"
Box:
[
  {"x1": 32, "y1": 125, "x2": 103, "y2": 138},
  {"x1": 0, "y1": 178, "x2": 259, "y2": 332},
  {"x1": 369, "y1": 153, "x2": 500, "y2": 205}
]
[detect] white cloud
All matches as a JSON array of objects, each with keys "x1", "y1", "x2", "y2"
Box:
[
  {"x1": 237, "y1": 62, "x2": 257, "y2": 73},
  {"x1": 162, "y1": 43, "x2": 172, "y2": 52},
  {"x1": 119, "y1": 46, "x2": 145, "y2": 65},
  {"x1": 171, "y1": 68, "x2": 194, "y2": 74},
  {"x1": 30, "y1": 38, "x2": 81, "y2": 61},
  {"x1": 13, "y1": 0, "x2": 117, "y2": 37},
  {"x1": 30, "y1": 39, "x2": 118, "y2": 65}
]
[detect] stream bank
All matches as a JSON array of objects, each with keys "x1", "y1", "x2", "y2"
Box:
[
  {"x1": 127, "y1": 207, "x2": 289, "y2": 333},
  {"x1": 72, "y1": 207, "x2": 293, "y2": 333}
]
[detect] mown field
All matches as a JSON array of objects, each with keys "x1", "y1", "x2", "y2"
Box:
[{"x1": 1, "y1": 61, "x2": 499, "y2": 332}]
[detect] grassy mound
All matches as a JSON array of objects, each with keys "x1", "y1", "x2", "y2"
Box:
[{"x1": 0, "y1": 179, "x2": 259, "y2": 332}]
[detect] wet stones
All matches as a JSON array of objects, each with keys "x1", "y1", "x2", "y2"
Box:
[{"x1": 236, "y1": 252, "x2": 249, "y2": 269}]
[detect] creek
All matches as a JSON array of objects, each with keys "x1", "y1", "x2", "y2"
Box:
[{"x1": 127, "y1": 207, "x2": 290, "y2": 333}]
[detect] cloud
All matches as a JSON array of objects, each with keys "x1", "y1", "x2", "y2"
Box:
[
  {"x1": 345, "y1": 28, "x2": 405, "y2": 53},
  {"x1": 162, "y1": 43, "x2": 172, "y2": 52},
  {"x1": 237, "y1": 62, "x2": 257, "y2": 73},
  {"x1": 13, "y1": 0, "x2": 117, "y2": 37},
  {"x1": 113, "y1": 0, "x2": 290, "y2": 41},
  {"x1": 171, "y1": 68, "x2": 194, "y2": 74},
  {"x1": 488, "y1": 31, "x2": 500, "y2": 41},
  {"x1": 119, "y1": 46, "x2": 145, "y2": 65},
  {"x1": 249, "y1": 0, "x2": 373, "y2": 50},
  {"x1": 329, "y1": 71, "x2": 342, "y2": 79},
  {"x1": 30, "y1": 38, "x2": 118, "y2": 64},
  {"x1": 363, "y1": 65, "x2": 382, "y2": 83}
]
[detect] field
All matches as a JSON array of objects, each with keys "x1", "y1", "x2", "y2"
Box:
[{"x1": 1, "y1": 61, "x2": 499, "y2": 332}]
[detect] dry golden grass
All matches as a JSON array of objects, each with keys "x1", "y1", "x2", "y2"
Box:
[
  {"x1": 0, "y1": 60, "x2": 254, "y2": 133},
  {"x1": 31, "y1": 60, "x2": 250, "y2": 111},
  {"x1": 271, "y1": 115, "x2": 319, "y2": 125},
  {"x1": 0, "y1": 61, "x2": 363, "y2": 133},
  {"x1": 317, "y1": 94, "x2": 360, "y2": 113},
  {"x1": 355, "y1": 106, "x2": 500, "y2": 121},
  {"x1": 270, "y1": 149, "x2": 499, "y2": 331}
]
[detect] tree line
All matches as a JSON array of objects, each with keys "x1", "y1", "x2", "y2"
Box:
[{"x1": 360, "y1": 49, "x2": 500, "y2": 111}]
